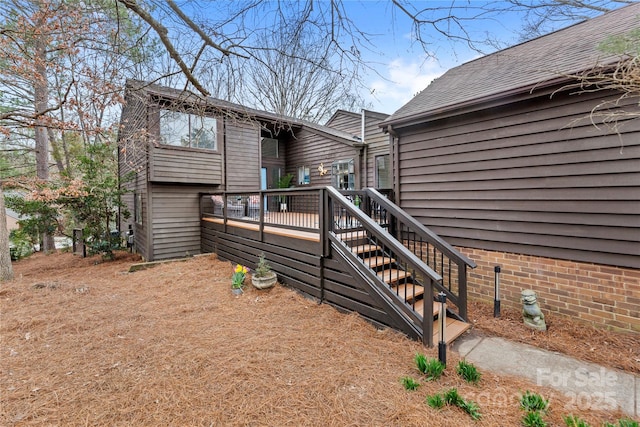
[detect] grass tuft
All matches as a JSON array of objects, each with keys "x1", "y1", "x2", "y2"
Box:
[
  {"x1": 564, "y1": 415, "x2": 590, "y2": 427},
  {"x1": 426, "y1": 393, "x2": 445, "y2": 409},
  {"x1": 401, "y1": 376, "x2": 420, "y2": 391},
  {"x1": 414, "y1": 353, "x2": 445, "y2": 381},
  {"x1": 520, "y1": 391, "x2": 549, "y2": 413},
  {"x1": 522, "y1": 411, "x2": 547, "y2": 427},
  {"x1": 457, "y1": 360, "x2": 482, "y2": 384}
]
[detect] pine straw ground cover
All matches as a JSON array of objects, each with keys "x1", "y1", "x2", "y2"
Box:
[{"x1": 0, "y1": 251, "x2": 636, "y2": 426}]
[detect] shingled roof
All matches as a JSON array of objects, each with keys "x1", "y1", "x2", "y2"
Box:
[
  {"x1": 383, "y1": 3, "x2": 640, "y2": 127},
  {"x1": 125, "y1": 80, "x2": 362, "y2": 146}
]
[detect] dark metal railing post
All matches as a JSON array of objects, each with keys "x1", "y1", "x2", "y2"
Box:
[
  {"x1": 422, "y1": 280, "x2": 434, "y2": 347},
  {"x1": 259, "y1": 190, "x2": 265, "y2": 242},
  {"x1": 458, "y1": 263, "x2": 468, "y2": 321}
]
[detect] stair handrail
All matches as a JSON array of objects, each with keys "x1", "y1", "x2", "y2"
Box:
[
  {"x1": 365, "y1": 188, "x2": 476, "y2": 269},
  {"x1": 326, "y1": 187, "x2": 442, "y2": 285},
  {"x1": 326, "y1": 186, "x2": 441, "y2": 346}
]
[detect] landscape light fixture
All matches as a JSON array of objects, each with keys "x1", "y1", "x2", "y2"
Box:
[
  {"x1": 438, "y1": 291, "x2": 447, "y2": 366},
  {"x1": 494, "y1": 266, "x2": 501, "y2": 318}
]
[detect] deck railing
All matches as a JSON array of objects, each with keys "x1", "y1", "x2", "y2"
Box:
[
  {"x1": 201, "y1": 186, "x2": 475, "y2": 344},
  {"x1": 349, "y1": 188, "x2": 477, "y2": 321},
  {"x1": 325, "y1": 187, "x2": 444, "y2": 345},
  {"x1": 201, "y1": 189, "x2": 321, "y2": 232}
]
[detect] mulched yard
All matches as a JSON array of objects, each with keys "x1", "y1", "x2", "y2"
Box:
[{"x1": 0, "y1": 251, "x2": 636, "y2": 426}]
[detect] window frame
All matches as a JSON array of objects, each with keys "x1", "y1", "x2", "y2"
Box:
[
  {"x1": 134, "y1": 192, "x2": 143, "y2": 225},
  {"x1": 375, "y1": 154, "x2": 391, "y2": 189},
  {"x1": 331, "y1": 159, "x2": 355, "y2": 190},
  {"x1": 298, "y1": 165, "x2": 310, "y2": 185},
  {"x1": 159, "y1": 109, "x2": 218, "y2": 152}
]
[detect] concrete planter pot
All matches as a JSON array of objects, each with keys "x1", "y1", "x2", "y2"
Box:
[
  {"x1": 251, "y1": 272, "x2": 277, "y2": 289},
  {"x1": 231, "y1": 287, "x2": 243, "y2": 296}
]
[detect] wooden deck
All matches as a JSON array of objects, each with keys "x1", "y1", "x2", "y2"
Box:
[{"x1": 202, "y1": 217, "x2": 320, "y2": 242}]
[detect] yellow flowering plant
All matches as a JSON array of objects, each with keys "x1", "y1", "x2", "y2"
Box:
[{"x1": 231, "y1": 264, "x2": 249, "y2": 289}]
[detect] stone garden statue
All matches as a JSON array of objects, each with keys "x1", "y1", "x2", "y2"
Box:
[{"x1": 521, "y1": 289, "x2": 547, "y2": 331}]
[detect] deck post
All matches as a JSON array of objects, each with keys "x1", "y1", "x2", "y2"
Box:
[
  {"x1": 458, "y1": 264, "x2": 468, "y2": 321},
  {"x1": 258, "y1": 190, "x2": 265, "y2": 242},
  {"x1": 422, "y1": 279, "x2": 434, "y2": 347},
  {"x1": 321, "y1": 188, "x2": 330, "y2": 258}
]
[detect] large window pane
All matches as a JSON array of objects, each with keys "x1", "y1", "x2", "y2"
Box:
[
  {"x1": 376, "y1": 154, "x2": 391, "y2": 188},
  {"x1": 160, "y1": 110, "x2": 217, "y2": 150},
  {"x1": 191, "y1": 116, "x2": 217, "y2": 150},
  {"x1": 160, "y1": 111, "x2": 190, "y2": 147},
  {"x1": 332, "y1": 159, "x2": 355, "y2": 190}
]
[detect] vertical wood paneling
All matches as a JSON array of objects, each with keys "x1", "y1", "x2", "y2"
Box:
[
  {"x1": 225, "y1": 120, "x2": 260, "y2": 191},
  {"x1": 118, "y1": 88, "x2": 150, "y2": 260}
]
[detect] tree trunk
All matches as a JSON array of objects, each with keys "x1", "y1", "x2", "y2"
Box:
[
  {"x1": 0, "y1": 186, "x2": 14, "y2": 282},
  {"x1": 34, "y1": 29, "x2": 55, "y2": 252}
]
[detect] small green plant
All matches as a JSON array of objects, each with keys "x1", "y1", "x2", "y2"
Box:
[
  {"x1": 520, "y1": 391, "x2": 549, "y2": 413},
  {"x1": 522, "y1": 411, "x2": 547, "y2": 427},
  {"x1": 444, "y1": 387, "x2": 463, "y2": 406},
  {"x1": 430, "y1": 388, "x2": 481, "y2": 421},
  {"x1": 231, "y1": 264, "x2": 248, "y2": 289},
  {"x1": 426, "y1": 393, "x2": 445, "y2": 409},
  {"x1": 9, "y1": 229, "x2": 34, "y2": 260},
  {"x1": 564, "y1": 415, "x2": 590, "y2": 427},
  {"x1": 254, "y1": 252, "x2": 272, "y2": 278},
  {"x1": 457, "y1": 360, "x2": 481, "y2": 384},
  {"x1": 414, "y1": 353, "x2": 445, "y2": 380},
  {"x1": 459, "y1": 399, "x2": 482, "y2": 421},
  {"x1": 607, "y1": 420, "x2": 639, "y2": 427},
  {"x1": 401, "y1": 376, "x2": 420, "y2": 391}
]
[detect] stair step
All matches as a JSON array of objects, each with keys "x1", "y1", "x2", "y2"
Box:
[
  {"x1": 432, "y1": 317, "x2": 471, "y2": 344},
  {"x1": 378, "y1": 269, "x2": 412, "y2": 284},
  {"x1": 414, "y1": 301, "x2": 441, "y2": 318},
  {"x1": 352, "y1": 244, "x2": 380, "y2": 255},
  {"x1": 337, "y1": 230, "x2": 367, "y2": 241},
  {"x1": 363, "y1": 256, "x2": 395, "y2": 268},
  {"x1": 390, "y1": 283, "x2": 423, "y2": 301}
]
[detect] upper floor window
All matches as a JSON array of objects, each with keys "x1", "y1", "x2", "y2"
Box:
[
  {"x1": 262, "y1": 138, "x2": 279, "y2": 158},
  {"x1": 160, "y1": 110, "x2": 217, "y2": 150},
  {"x1": 375, "y1": 154, "x2": 391, "y2": 189},
  {"x1": 332, "y1": 159, "x2": 355, "y2": 190}
]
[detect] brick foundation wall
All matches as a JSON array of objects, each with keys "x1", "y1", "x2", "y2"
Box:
[{"x1": 458, "y1": 247, "x2": 640, "y2": 332}]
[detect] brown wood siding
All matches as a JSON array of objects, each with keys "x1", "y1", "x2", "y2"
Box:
[
  {"x1": 286, "y1": 128, "x2": 360, "y2": 188},
  {"x1": 395, "y1": 89, "x2": 640, "y2": 269},
  {"x1": 225, "y1": 120, "x2": 260, "y2": 191},
  {"x1": 325, "y1": 110, "x2": 361, "y2": 135},
  {"x1": 150, "y1": 184, "x2": 217, "y2": 260},
  {"x1": 363, "y1": 111, "x2": 391, "y2": 188},
  {"x1": 118, "y1": 90, "x2": 150, "y2": 260},
  {"x1": 149, "y1": 146, "x2": 222, "y2": 184},
  {"x1": 324, "y1": 110, "x2": 391, "y2": 188}
]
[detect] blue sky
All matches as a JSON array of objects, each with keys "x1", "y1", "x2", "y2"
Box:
[{"x1": 338, "y1": 1, "x2": 610, "y2": 114}]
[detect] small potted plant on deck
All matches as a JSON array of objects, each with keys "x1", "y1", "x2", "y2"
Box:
[
  {"x1": 251, "y1": 253, "x2": 277, "y2": 289},
  {"x1": 231, "y1": 264, "x2": 248, "y2": 295}
]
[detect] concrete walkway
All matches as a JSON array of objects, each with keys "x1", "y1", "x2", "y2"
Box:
[{"x1": 452, "y1": 331, "x2": 639, "y2": 419}]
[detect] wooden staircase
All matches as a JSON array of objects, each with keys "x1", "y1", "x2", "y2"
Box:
[{"x1": 340, "y1": 230, "x2": 470, "y2": 344}]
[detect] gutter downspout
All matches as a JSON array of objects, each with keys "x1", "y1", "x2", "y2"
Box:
[{"x1": 361, "y1": 109, "x2": 367, "y2": 188}]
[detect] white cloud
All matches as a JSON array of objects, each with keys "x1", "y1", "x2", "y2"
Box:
[{"x1": 365, "y1": 56, "x2": 447, "y2": 114}]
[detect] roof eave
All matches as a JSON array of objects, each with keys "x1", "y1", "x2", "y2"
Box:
[{"x1": 381, "y1": 76, "x2": 574, "y2": 131}]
